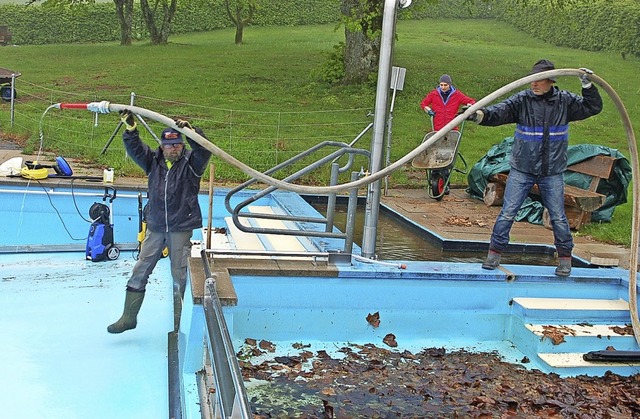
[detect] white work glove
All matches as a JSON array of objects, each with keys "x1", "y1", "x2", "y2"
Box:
[{"x1": 579, "y1": 67, "x2": 593, "y2": 89}]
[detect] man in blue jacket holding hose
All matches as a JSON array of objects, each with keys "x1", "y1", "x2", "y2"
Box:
[
  {"x1": 108, "y1": 110, "x2": 212, "y2": 334},
  {"x1": 465, "y1": 59, "x2": 603, "y2": 277}
]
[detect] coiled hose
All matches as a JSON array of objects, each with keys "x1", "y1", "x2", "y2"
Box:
[{"x1": 62, "y1": 68, "x2": 640, "y2": 345}]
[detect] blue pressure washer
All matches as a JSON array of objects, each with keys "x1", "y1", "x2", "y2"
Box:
[{"x1": 86, "y1": 186, "x2": 120, "y2": 262}]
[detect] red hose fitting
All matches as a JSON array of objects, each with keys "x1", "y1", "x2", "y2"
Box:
[{"x1": 58, "y1": 103, "x2": 89, "y2": 110}]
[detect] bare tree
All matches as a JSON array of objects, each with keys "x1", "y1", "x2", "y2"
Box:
[
  {"x1": 113, "y1": 0, "x2": 134, "y2": 46},
  {"x1": 224, "y1": 0, "x2": 257, "y2": 45},
  {"x1": 139, "y1": 0, "x2": 178, "y2": 45}
]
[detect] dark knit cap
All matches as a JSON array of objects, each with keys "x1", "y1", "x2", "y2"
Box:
[
  {"x1": 439, "y1": 74, "x2": 452, "y2": 85},
  {"x1": 528, "y1": 59, "x2": 556, "y2": 82}
]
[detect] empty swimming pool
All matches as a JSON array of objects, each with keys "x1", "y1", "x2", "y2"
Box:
[{"x1": 2, "y1": 181, "x2": 639, "y2": 418}]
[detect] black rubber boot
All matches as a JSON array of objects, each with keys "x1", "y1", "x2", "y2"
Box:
[
  {"x1": 482, "y1": 250, "x2": 501, "y2": 270},
  {"x1": 107, "y1": 289, "x2": 145, "y2": 334},
  {"x1": 555, "y1": 257, "x2": 572, "y2": 277}
]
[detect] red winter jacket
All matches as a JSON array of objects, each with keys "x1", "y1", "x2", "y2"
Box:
[{"x1": 420, "y1": 87, "x2": 475, "y2": 131}]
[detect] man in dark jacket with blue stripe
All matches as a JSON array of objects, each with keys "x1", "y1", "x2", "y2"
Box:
[
  {"x1": 108, "y1": 111, "x2": 212, "y2": 334},
  {"x1": 467, "y1": 59, "x2": 603, "y2": 277}
]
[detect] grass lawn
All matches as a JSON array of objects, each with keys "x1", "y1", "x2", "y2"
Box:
[{"x1": 0, "y1": 19, "x2": 638, "y2": 246}]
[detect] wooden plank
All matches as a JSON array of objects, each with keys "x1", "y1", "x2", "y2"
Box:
[
  {"x1": 590, "y1": 256, "x2": 619, "y2": 267},
  {"x1": 568, "y1": 155, "x2": 617, "y2": 181},
  {"x1": 513, "y1": 297, "x2": 629, "y2": 311},
  {"x1": 539, "y1": 353, "x2": 640, "y2": 368}
]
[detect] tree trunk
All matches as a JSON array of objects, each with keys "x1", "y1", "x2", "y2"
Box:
[
  {"x1": 343, "y1": 28, "x2": 379, "y2": 84},
  {"x1": 224, "y1": 0, "x2": 255, "y2": 45},
  {"x1": 113, "y1": 0, "x2": 133, "y2": 46},
  {"x1": 340, "y1": 0, "x2": 383, "y2": 84},
  {"x1": 483, "y1": 182, "x2": 504, "y2": 206},
  {"x1": 235, "y1": 24, "x2": 244, "y2": 45},
  {"x1": 139, "y1": 0, "x2": 178, "y2": 45}
]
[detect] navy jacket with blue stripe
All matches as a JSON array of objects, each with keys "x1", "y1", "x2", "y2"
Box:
[
  {"x1": 123, "y1": 127, "x2": 212, "y2": 233},
  {"x1": 479, "y1": 85, "x2": 603, "y2": 176}
]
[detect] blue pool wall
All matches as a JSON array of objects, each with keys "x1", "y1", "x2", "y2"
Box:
[{"x1": 0, "y1": 184, "x2": 335, "y2": 249}]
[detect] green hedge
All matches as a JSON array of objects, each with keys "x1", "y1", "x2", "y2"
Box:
[
  {"x1": 0, "y1": 0, "x2": 638, "y2": 57},
  {"x1": 0, "y1": 0, "x2": 341, "y2": 45},
  {"x1": 496, "y1": 0, "x2": 640, "y2": 57},
  {"x1": 0, "y1": 4, "x2": 120, "y2": 44}
]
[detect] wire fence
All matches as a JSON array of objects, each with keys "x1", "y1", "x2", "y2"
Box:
[{"x1": 3, "y1": 78, "x2": 374, "y2": 184}]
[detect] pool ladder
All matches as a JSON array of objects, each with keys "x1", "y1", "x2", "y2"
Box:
[{"x1": 223, "y1": 140, "x2": 371, "y2": 256}]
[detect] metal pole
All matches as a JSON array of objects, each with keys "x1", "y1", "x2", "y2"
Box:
[
  {"x1": 361, "y1": 0, "x2": 400, "y2": 258},
  {"x1": 325, "y1": 163, "x2": 339, "y2": 232},
  {"x1": 344, "y1": 171, "x2": 359, "y2": 253},
  {"x1": 101, "y1": 92, "x2": 136, "y2": 155},
  {"x1": 9, "y1": 73, "x2": 16, "y2": 127}
]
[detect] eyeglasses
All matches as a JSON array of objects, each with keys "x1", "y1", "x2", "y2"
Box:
[{"x1": 162, "y1": 143, "x2": 183, "y2": 148}]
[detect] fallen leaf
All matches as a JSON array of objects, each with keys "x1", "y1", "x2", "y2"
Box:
[
  {"x1": 611, "y1": 325, "x2": 634, "y2": 336},
  {"x1": 366, "y1": 311, "x2": 381, "y2": 328},
  {"x1": 320, "y1": 387, "x2": 336, "y2": 396},
  {"x1": 383, "y1": 333, "x2": 398, "y2": 347},
  {"x1": 541, "y1": 325, "x2": 576, "y2": 345},
  {"x1": 445, "y1": 215, "x2": 472, "y2": 227},
  {"x1": 259, "y1": 339, "x2": 276, "y2": 352}
]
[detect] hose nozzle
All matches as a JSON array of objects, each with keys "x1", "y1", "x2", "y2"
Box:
[{"x1": 56, "y1": 100, "x2": 111, "y2": 114}]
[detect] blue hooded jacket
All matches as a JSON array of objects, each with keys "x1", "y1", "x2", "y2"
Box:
[{"x1": 479, "y1": 85, "x2": 602, "y2": 176}]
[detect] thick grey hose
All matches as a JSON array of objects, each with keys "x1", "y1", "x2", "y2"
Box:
[
  {"x1": 106, "y1": 68, "x2": 640, "y2": 344},
  {"x1": 107, "y1": 69, "x2": 597, "y2": 195}
]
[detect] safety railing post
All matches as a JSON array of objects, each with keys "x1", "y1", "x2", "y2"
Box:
[
  {"x1": 344, "y1": 171, "x2": 359, "y2": 253},
  {"x1": 325, "y1": 163, "x2": 340, "y2": 232}
]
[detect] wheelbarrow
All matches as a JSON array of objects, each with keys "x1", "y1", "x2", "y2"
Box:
[{"x1": 411, "y1": 114, "x2": 468, "y2": 200}]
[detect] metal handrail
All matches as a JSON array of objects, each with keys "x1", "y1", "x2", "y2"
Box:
[
  {"x1": 224, "y1": 140, "x2": 361, "y2": 212},
  {"x1": 224, "y1": 140, "x2": 370, "y2": 250},
  {"x1": 200, "y1": 250, "x2": 252, "y2": 418}
]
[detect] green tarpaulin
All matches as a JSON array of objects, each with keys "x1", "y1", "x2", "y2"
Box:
[{"x1": 466, "y1": 137, "x2": 632, "y2": 225}]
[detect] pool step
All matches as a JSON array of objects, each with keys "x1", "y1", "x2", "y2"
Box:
[
  {"x1": 538, "y1": 352, "x2": 640, "y2": 369},
  {"x1": 222, "y1": 206, "x2": 309, "y2": 253},
  {"x1": 512, "y1": 297, "x2": 631, "y2": 322},
  {"x1": 510, "y1": 297, "x2": 640, "y2": 376}
]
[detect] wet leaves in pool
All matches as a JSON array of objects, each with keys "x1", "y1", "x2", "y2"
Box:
[
  {"x1": 541, "y1": 325, "x2": 576, "y2": 345},
  {"x1": 241, "y1": 340, "x2": 640, "y2": 417}
]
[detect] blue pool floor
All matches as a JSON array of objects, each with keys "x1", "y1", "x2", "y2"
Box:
[{"x1": 0, "y1": 252, "x2": 173, "y2": 419}]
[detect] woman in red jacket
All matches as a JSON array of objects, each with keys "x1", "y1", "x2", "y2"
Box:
[
  {"x1": 420, "y1": 74, "x2": 475, "y2": 131},
  {"x1": 419, "y1": 74, "x2": 475, "y2": 197}
]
